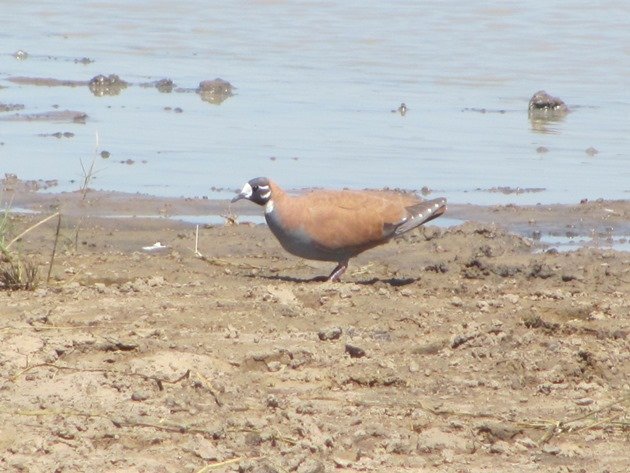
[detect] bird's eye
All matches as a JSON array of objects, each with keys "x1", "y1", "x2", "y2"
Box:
[{"x1": 252, "y1": 185, "x2": 259, "y2": 191}]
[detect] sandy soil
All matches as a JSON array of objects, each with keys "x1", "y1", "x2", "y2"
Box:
[{"x1": 1, "y1": 193, "x2": 629, "y2": 472}]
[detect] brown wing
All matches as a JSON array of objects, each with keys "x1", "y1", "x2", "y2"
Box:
[{"x1": 279, "y1": 190, "x2": 420, "y2": 250}]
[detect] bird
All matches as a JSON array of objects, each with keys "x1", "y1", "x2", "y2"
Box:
[{"x1": 231, "y1": 177, "x2": 447, "y2": 281}]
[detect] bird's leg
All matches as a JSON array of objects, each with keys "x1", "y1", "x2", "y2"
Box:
[{"x1": 327, "y1": 261, "x2": 348, "y2": 282}]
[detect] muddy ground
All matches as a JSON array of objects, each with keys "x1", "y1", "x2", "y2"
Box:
[{"x1": 0, "y1": 193, "x2": 628, "y2": 473}]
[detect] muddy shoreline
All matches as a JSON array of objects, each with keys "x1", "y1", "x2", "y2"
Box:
[{"x1": 4, "y1": 179, "x2": 630, "y2": 252}]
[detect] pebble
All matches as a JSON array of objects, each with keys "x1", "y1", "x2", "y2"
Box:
[
  {"x1": 542, "y1": 445, "x2": 560, "y2": 455},
  {"x1": 297, "y1": 459, "x2": 325, "y2": 473},
  {"x1": 131, "y1": 390, "x2": 150, "y2": 401},
  {"x1": 147, "y1": 275, "x2": 165, "y2": 287},
  {"x1": 266, "y1": 395, "x2": 280, "y2": 408},
  {"x1": 318, "y1": 326, "x2": 342, "y2": 341},
  {"x1": 93, "y1": 283, "x2": 107, "y2": 293},
  {"x1": 477, "y1": 300, "x2": 490, "y2": 312},
  {"x1": 574, "y1": 397, "x2": 594, "y2": 406},
  {"x1": 502, "y1": 293, "x2": 519, "y2": 304},
  {"x1": 333, "y1": 457, "x2": 353, "y2": 468},
  {"x1": 345, "y1": 344, "x2": 366, "y2": 358}
]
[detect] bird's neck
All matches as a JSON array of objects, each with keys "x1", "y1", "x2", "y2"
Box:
[{"x1": 265, "y1": 181, "x2": 287, "y2": 214}]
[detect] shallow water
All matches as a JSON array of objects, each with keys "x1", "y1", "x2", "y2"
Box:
[{"x1": 1, "y1": 0, "x2": 629, "y2": 204}]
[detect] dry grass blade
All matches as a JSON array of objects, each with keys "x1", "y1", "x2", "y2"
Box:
[
  {"x1": 195, "y1": 457, "x2": 246, "y2": 473},
  {"x1": 1, "y1": 211, "x2": 62, "y2": 291},
  {"x1": 6, "y1": 211, "x2": 60, "y2": 250},
  {"x1": 535, "y1": 392, "x2": 630, "y2": 445},
  {"x1": 0, "y1": 408, "x2": 222, "y2": 440},
  {"x1": 0, "y1": 407, "x2": 108, "y2": 420},
  {"x1": 200, "y1": 255, "x2": 261, "y2": 270},
  {"x1": 193, "y1": 371, "x2": 223, "y2": 406},
  {"x1": 10, "y1": 361, "x2": 190, "y2": 388}
]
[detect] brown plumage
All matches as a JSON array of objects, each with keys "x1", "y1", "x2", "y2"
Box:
[{"x1": 232, "y1": 178, "x2": 447, "y2": 281}]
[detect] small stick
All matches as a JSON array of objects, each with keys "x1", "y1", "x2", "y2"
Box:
[
  {"x1": 47, "y1": 213, "x2": 62, "y2": 284},
  {"x1": 194, "y1": 224, "x2": 202, "y2": 257}
]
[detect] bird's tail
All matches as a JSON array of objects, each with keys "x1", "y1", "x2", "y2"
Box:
[{"x1": 394, "y1": 197, "x2": 447, "y2": 236}]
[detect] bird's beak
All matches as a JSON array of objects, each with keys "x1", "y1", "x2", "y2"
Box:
[{"x1": 231, "y1": 182, "x2": 253, "y2": 203}]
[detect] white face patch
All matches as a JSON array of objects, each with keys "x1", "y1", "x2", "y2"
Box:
[
  {"x1": 264, "y1": 199, "x2": 274, "y2": 214},
  {"x1": 260, "y1": 189, "x2": 271, "y2": 200},
  {"x1": 239, "y1": 182, "x2": 253, "y2": 199}
]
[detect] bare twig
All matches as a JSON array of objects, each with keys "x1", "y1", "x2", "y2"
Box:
[{"x1": 47, "y1": 212, "x2": 62, "y2": 284}]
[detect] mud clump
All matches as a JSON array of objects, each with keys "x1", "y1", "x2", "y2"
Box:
[
  {"x1": 197, "y1": 78, "x2": 234, "y2": 104},
  {"x1": 89, "y1": 74, "x2": 128, "y2": 96},
  {"x1": 528, "y1": 90, "x2": 569, "y2": 115},
  {"x1": 140, "y1": 78, "x2": 176, "y2": 93},
  {"x1": 0, "y1": 103, "x2": 25, "y2": 113},
  {"x1": 1, "y1": 173, "x2": 58, "y2": 191},
  {"x1": 154, "y1": 78, "x2": 175, "y2": 93}
]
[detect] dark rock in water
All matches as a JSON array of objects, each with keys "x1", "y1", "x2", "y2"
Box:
[
  {"x1": 391, "y1": 103, "x2": 408, "y2": 116},
  {"x1": 528, "y1": 90, "x2": 569, "y2": 114},
  {"x1": 89, "y1": 74, "x2": 128, "y2": 96},
  {"x1": 155, "y1": 78, "x2": 175, "y2": 93},
  {"x1": 74, "y1": 57, "x2": 94, "y2": 65},
  {"x1": 197, "y1": 78, "x2": 234, "y2": 104},
  {"x1": 13, "y1": 50, "x2": 28, "y2": 60},
  {"x1": 141, "y1": 78, "x2": 176, "y2": 93}
]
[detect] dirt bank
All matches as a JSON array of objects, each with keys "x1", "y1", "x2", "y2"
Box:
[{"x1": 0, "y1": 206, "x2": 628, "y2": 472}]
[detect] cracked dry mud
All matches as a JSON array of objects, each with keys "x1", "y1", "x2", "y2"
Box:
[{"x1": 1, "y1": 214, "x2": 628, "y2": 473}]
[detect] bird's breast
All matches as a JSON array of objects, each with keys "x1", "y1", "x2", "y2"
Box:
[{"x1": 265, "y1": 209, "x2": 347, "y2": 262}]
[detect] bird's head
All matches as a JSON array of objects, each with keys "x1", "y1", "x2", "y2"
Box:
[{"x1": 231, "y1": 177, "x2": 272, "y2": 206}]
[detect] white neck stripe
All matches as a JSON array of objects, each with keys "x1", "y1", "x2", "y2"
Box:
[{"x1": 264, "y1": 199, "x2": 274, "y2": 214}]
